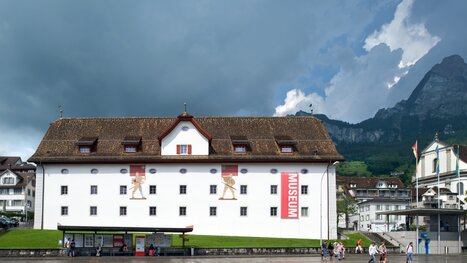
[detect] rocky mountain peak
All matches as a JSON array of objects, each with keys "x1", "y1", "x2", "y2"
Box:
[{"x1": 431, "y1": 54, "x2": 467, "y2": 78}]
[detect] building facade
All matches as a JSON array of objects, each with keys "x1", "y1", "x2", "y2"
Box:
[
  {"x1": 414, "y1": 138, "x2": 467, "y2": 208},
  {"x1": 336, "y1": 176, "x2": 410, "y2": 232},
  {"x1": 0, "y1": 157, "x2": 36, "y2": 214},
  {"x1": 30, "y1": 113, "x2": 343, "y2": 239}
]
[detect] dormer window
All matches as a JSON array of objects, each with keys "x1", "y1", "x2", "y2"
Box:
[
  {"x1": 76, "y1": 137, "x2": 98, "y2": 154},
  {"x1": 177, "y1": 144, "x2": 192, "y2": 155},
  {"x1": 230, "y1": 135, "x2": 251, "y2": 154},
  {"x1": 275, "y1": 135, "x2": 296, "y2": 153},
  {"x1": 122, "y1": 136, "x2": 142, "y2": 153},
  {"x1": 2, "y1": 177, "x2": 15, "y2": 185}
]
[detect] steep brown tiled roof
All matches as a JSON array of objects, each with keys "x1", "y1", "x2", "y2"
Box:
[
  {"x1": 336, "y1": 176, "x2": 407, "y2": 189},
  {"x1": 29, "y1": 115, "x2": 343, "y2": 164},
  {"x1": 0, "y1": 156, "x2": 36, "y2": 172}
]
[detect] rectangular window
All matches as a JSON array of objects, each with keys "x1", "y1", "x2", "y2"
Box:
[
  {"x1": 240, "y1": 185, "x2": 247, "y2": 195},
  {"x1": 61, "y1": 186, "x2": 68, "y2": 195},
  {"x1": 3, "y1": 177, "x2": 14, "y2": 184},
  {"x1": 90, "y1": 185, "x2": 98, "y2": 195},
  {"x1": 366, "y1": 205, "x2": 370, "y2": 211},
  {"x1": 270, "y1": 185, "x2": 278, "y2": 195},
  {"x1": 179, "y1": 206, "x2": 187, "y2": 216},
  {"x1": 386, "y1": 205, "x2": 390, "y2": 210},
  {"x1": 395, "y1": 205, "x2": 400, "y2": 210},
  {"x1": 120, "y1": 206, "x2": 127, "y2": 216},
  {"x1": 240, "y1": 206, "x2": 248, "y2": 216},
  {"x1": 14, "y1": 188, "x2": 22, "y2": 194},
  {"x1": 280, "y1": 146, "x2": 293, "y2": 153},
  {"x1": 180, "y1": 185, "x2": 187, "y2": 194},
  {"x1": 209, "y1": 206, "x2": 217, "y2": 216},
  {"x1": 33, "y1": 190, "x2": 35, "y2": 197},
  {"x1": 376, "y1": 205, "x2": 381, "y2": 211},
  {"x1": 210, "y1": 185, "x2": 217, "y2": 194},
  {"x1": 177, "y1": 144, "x2": 192, "y2": 155},
  {"x1": 234, "y1": 145, "x2": 247, "y2": 153},
  {"x1": 124, "y1": 146, "x2": 137, "y2": 153},
  {"x1": 270, "y1": 207, "x2": 278, "y2": 216},
  {"x1": 79, "y1": 146, "x2": 91, "y2": 153},
  {"x1": 149, "y1": 185, "x2": 157, "y2": 195},
  {"x1": 366, "y1": 215, "x2": 370, "y2": 221},
  {"x1": 149, "y1": 206, "x2": 157, "y2": 216},
  {"x1": 61, "y1": 206, "x2": 68, "y2": 216},
  {"x1": 301, "y1": 207, "x2": 309, "y2": 217},
  {"x1": 360, "y1": 215, "x2": 364, "y2": 221},
  {"x1": 301, "y1": 185, "x2": 308, "y2": 195},
  {"x1": 27, "y1": 189, "x2": 31, "y2": 196},
  {"x1": 120, "y1": 185, "x2": 127, "y2": 195},
  {"x1": 90, "y1": 206, "x2": 97, "y2": 216},
  {"x1": 12, "y1": 200, "x2": 23, "y2": 206},
  {"x1": 376, "y1": 214, "x2": 382, "y2": 220}
]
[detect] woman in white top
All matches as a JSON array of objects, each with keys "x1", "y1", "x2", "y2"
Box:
[
  {"x1": 368, "y1": 241, "x2": 378, "y2": 263},
  {"x1": 406, "y1": 242, "x2": 413, "y2": 263}
]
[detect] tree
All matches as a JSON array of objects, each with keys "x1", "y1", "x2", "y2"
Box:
[{"x1": 337, "y1": 195, "x2": 358, "y2": 229}]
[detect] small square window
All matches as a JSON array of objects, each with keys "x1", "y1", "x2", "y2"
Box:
[
  {"x1": 150, "y1": 185, "x2": 157, "y2": 195},
  {"x1": 61, "y1": 186, "x2": 68, "y2": 195},
  {"x1": 301, "y1": 207, "x2": 309, "y2": 217},
  {"x1": 366, "y1": 215, "x2": 370, "y2": 221},
  {"x1": 61, "y1": 206, "x2": 68, "y2": 216},
  {"x1": 209, "y1": 207, "x2": 217, "y2": 216},
  {"x1": 124, "y1": 146, "x2": 137, "y2": 153},
  {"x1": 280, "y1": 146, "x2": 293, "y2": 153},
  {"x1": 180, "y1": 185, "x2": 187, "y2": 194},
  {"x1": 270, "y1": 207, "x2": 278, "y2": 216},
  {"x1": 301, "y1": 185, "x2": 308, "y2": 195},
  {"x1": 90, "y1": 206, "x2": 97, "y2": 216},
  {"x1": 270, "y1": 185, "x2": 278, "y2": 195},
  {"x1": 234, "y1": 145, "x2": 247, "y2": 153},
  {"x1": 120, "y1": 206, "x2": 127, "y2": 216},
  {"x1": 240, "y1": 206, "x2": 248, "y2": 216},
  {"x1": 27, "y1": 189, "x2": 31, "y2": 196},
  {"x1": 90, "y1": 185, "x2": 98, "y2": 195},
  {"x1": 79, "y1": 146, "x2": 91, "y2": 153},
  {"x1": 177, "y1": 144, "x2": 192, "y2": 155},
  {"x1": 149, "y1": 206, "x2": 157, "y2": 216},
  {"x1": 210, "y1": 185, "x2": 217, "y2": 195},
  {"x1": 240, "y1": 185, "x2": 247, "y2": 195},
  {"x1": 385, "y1": 205, "x2": 390, "y2": 210},
  {"x1": 179, "y1": 206, "x2": 187, "y2": 216},
  {"x1": 120, "y1": 185, "x2": 127, "y2": 195}
]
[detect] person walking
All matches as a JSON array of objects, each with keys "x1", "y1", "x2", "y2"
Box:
[
  {"x1": 336, "y1": 241, "x2": 344, "y2": 260},
  {"x1": 378, "y1": 241, "x2": 387, "y2": 263},
  {"x1": 64, "y1": 238, "x2": 70, "y2": 256},
  {"x1": 328, "y1": 242, "x2": 334, "y2": 258},
  {"x1": 321, "y1": 242, "x2": 329, "y2": 261},
  {"x1": 368, "y1": 241, "x2": 378, "y2": 263},
  {"x1": 70, "y1": 239, "x2": 76, "y2": 257},
  {"x1": 406, "y1": 242, "x2": 414, "y2": 263}
]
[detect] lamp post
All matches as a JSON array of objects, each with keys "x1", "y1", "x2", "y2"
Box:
[{"x1": 320, "y1": 161, "x2": 339, "y2": 248}]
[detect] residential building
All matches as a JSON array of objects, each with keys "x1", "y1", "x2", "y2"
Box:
[
  {"x1": 29, "y1": 112, "x2": 343, "y2": 239},
  {"x1": 0, "y1": 157, "x2": 36, "y2": 214},
  {"x1": 336, "y1": 176, "x2": 410, "y2": 232}
]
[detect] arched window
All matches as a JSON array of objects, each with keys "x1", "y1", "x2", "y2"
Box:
[
  {"x1": 457, "y1": 182, "x2": 464, "y2": 195},
  {"x1": 432, "y1": 158, "x2": 438, "y2": 173}
]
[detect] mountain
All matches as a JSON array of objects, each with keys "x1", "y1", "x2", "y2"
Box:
[{"x1": 296, "y1": 55, "x2": 467, "y2": 180}]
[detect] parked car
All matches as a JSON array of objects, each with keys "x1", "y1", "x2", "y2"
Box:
[
  {"x1": 9, "y1": 218, "x2": 19, "y2": 227},
  {"x1": 0, "y1": 218, "x2": 8, "y2": 228}
]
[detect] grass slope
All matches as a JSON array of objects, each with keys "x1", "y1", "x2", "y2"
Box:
[{"x1": 0, "y1": 229, "x2": 371, "y2": 249}]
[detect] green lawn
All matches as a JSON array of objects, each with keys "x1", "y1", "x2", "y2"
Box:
[{"x1": 0, "y1": 229, "x2": 371, "y2": 249}]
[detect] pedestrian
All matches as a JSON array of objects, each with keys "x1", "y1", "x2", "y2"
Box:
[
  {"x1": 336, "y1": 241, "x2": 344, "y2": 260},
  {"x1": 368, "y1": 241, "x2": 378, "y2": 263},
  {"x1": 321, "y1": 242, "x2": 329, "y2": 261},
  {"x1": 64, "y1": 238, "x2": 70, "y2": 256},
  {"x1": 70, "y1": 239, "x2": 76, "y2": 257},
  {"x1": 328, "y1": 242, "x2": 334, "y2": 257},
  {"x1": 378, "y1": 241, "x2": 387, "y2": 263},
  {"x1": 355, "y1": 239, "x2": 362, "y2": 254},
  {"x1": 406, "y1": 242, "x2": 413, "y2": 263}
]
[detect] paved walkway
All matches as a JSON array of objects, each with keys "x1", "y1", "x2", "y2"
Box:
[{"x1": 1, "y1": 254, "x2": 466, "y2": 262}]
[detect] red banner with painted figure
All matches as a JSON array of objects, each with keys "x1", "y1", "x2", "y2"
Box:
[{"x1": 281, "y1": 172, "x2": 299, "y2": 219}]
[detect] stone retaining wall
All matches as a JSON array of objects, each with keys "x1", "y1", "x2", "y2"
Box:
[{"x1": 0, "y1": 248, "x2": 65, "y2": 257}]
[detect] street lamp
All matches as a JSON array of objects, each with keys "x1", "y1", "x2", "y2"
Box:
[{"x1": 320, "y1": 161, "x2": 339, "y2": 248}]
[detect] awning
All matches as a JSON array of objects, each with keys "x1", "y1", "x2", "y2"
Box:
[{"x1": 57, "y1": 225, "x2": 194, "y2": 233}]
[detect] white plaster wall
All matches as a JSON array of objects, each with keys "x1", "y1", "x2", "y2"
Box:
[
  {"x1": 161, "y1": 121, "x2": 209, "y2": 155},
  {"x1": 33, "y1": 166, "x2": 44, "y2": 229},
  {"x1": 37, "y1": 163, "x2": 335, "y2": 239}
]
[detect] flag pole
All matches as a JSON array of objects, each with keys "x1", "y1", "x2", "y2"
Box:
[
  {"x1": 412, "y1": 141, "x2": 419, "y2": 254},
  {"x1": 436, "y1": 143, "x2": 440, "y2": 254}
]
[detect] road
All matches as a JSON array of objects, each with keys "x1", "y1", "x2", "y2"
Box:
[{"x1": 1, "y1": 254, "x2": 467, "y2": 262}]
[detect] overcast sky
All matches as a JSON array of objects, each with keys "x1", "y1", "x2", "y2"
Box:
[{"x1": 1, "y1": 0, "x2": 466, "y2": 160}]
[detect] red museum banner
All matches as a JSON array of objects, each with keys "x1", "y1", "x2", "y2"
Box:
[{"x1": 281, "y1": 172, "x2": 299, "y2": 219}]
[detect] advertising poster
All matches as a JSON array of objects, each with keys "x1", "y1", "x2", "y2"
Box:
[
  {"x1": 281, "y1": 172, "x2": 299, "y2": 219},
  {"x1": 135, "y1": 236, "x2": 145, "y2": 256},
  {"x1": 220, "y1": 164, "x2": 238, "y2": 200},
  {"x1": 130, "y1": 165, "x2": 146, "y2": 199},
  {"x1": 94, "y1": 235, "x2": 104, "y2": 247},
  {"x1": 113, "y1": 234, "x2": 124, "y2": 247},
  {"x1": 124, "y1": 234, "x2": 133, "y2": 248},
  {"x1": 84, "y1": 234, "x2": 94, "y2": 247},
  {"x1": 145, "y1": 233, "x2": 171, "y2": 247}
]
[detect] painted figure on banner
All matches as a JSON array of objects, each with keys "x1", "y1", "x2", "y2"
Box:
[
  {"x1": 220, "y1": 164, "x2": 238, "y2": 200},
  {"x1": 130, "y1": 165, "x2": 146, "y2": 199}
]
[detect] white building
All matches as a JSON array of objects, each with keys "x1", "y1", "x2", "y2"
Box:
[
  {"x1": 414, "y1": 138, "x2": 467, "y2": 207},
  {"x1": 29, "y1": 113, "x2": 343, "y2": 239}
]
